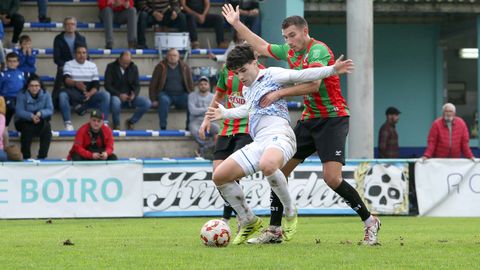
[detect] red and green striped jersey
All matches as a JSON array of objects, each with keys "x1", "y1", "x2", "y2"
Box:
[
  {"x1": 215, "y1": 65, "x2": 249, "y2": 136},
  {"x1": 267, "y1": 38, "x2": 350, "y2": 120}
]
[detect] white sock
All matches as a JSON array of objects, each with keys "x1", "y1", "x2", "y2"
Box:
[
  {"x1": 217, "y1": 181, "x2": 255, "y2": 226},
  {"x1": 265, "y1": 169, "x2": 295, "y2": 218},
  {"x1": 364, "y1": 215, "x2": 374, "y2": 227}
]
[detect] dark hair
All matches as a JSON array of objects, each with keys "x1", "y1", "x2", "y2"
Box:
[
  {"x1": 282, "y1": 15, "x2": 308, "y2": 30},
  {"x1": 19, "y1": 35, "x2": 31, "y2": 44},
  {"x1": 119, "y1": 50, "x2": 131, "y2": 58},
  {"x1": 6, "y1": 52, "x2": 19, "y2": 61},
  {"x1": 74, "y1": 43, "x2": 88, "y2": 52},
  {"x1": 226, "y1": 44, "x2": 256, "y2": 71},
  {"x1": 26, "y1": 74, "x2": 46, "y2": 91}
]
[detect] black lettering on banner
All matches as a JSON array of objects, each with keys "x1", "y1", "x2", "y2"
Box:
[
  {"x1": 446, "y1": 173, "x2": 462, "y2": 194},
  {"x1": 469, "y1": 174, "x2": 480, "y2": 193}
]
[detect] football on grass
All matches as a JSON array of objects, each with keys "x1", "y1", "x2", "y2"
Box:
[{"x1": 200, "y1": 219, "x2": 231, "y2": 247}]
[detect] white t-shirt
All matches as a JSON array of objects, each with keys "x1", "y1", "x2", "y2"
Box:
[{"x1": 63, "y1": 59, "x2": 99, "y2": 82}]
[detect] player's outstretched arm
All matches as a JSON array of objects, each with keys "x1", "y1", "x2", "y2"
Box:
[
  {"x1": 199, "y1": 91, "x2": 225, "y2": 140},
  {"x1": 222, "y1": 4, "x2": 270, "y2": 56},
  {"x1": 333, "y1": 55, "x2": 354, "y2": 74},
  {"x1": 206, "y1": 102, "x2": 249, "y2": 121}
]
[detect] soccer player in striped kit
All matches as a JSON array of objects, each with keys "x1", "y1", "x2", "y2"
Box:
[{"x1": 222, "y1": 4, "x2": 381, "y2": 246}]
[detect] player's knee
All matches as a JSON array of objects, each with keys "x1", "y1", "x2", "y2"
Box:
[
  {"x1": 259, "y1": 160, "x2": 278, "y2": 176},
  {"x1": 323, "y1": 171, "x2": 342, "y2": 188}
]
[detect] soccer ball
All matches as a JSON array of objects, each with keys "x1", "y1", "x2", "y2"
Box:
[{"x1": 200, "y1": 219, "x2": 231, "y2": 247}]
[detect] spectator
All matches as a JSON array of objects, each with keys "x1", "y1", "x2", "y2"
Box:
[
  {"x1": 0, "y1": 22, "x2": 5, "y2": 69},
  {"x1": 14, "y1": 35, "x2": 37, "y2": 78},
  {"x1": 14, "y1": 75, "x2": 52, "y2": 159},
  {"x1": 59, "y1": 45, "x2": 110, "y2": 131},
  {"x1": 227, "y1": 0, "x2": 261, "y2": 36},
  {"x1": 136, "y1": 0, "x2": 188, "y2": 49},
  {"x1": 149, "y1": 48, "x2": 193, "y2": 130},
  {"x1": 208, "y1": 30, "x2": 243, "y2": 63},
  {"x1": 21, "y1": 0, "x2": 51, "y2": 23},
  {"x1": 0, "y1": 0, "x2": 24, "y2": 48},
  {"x1": 180, "y1": 0, "x2": 228, "y2": 49},
  {"x1": 0, "y1": 52, "x2": 25, "y2": 126},
  {"x1": 67, "y1": 109, "x2": 117, "y2": 161},
  {"x1": 53, "y1": 17, "x2": 87, "y2": 107},
  {"x1": 189, "y1": 76, "x2": 218, "y2": 157},
  {"x1": 0, "y1": 96, "x2": 7, "y2": 161},
  {"x1": 422, "y1": 103, "x2": 474, "y2": 160},
  {"x1": 105, "y1": 50, "x2": 151, "y2": 130},
  {"x1": 378, "y1": 106, "x2": 400, "y2": 158},
  {"x1": 98, "y1": 0, "x2": 137, "y2": 49}
]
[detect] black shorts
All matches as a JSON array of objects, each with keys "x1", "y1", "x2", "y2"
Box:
[
  {"x1": 213, "y1": 133, "x2": 253, "y2": 160},
  {"x1": 292, "y1": 116, "x2": 349, "y2": 164}
]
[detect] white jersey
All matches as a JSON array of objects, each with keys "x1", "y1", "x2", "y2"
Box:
[{"x1": 222, "y1": 65, "x2": 337, "y2": 138}]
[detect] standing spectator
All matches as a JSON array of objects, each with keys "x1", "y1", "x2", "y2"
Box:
[
  {"x1": 98, "y1": 0, "x2": 137, "y2": 49},
  {"x1": 378, "y1": 106, "x2": 400, "y2": 158},
  {"x1": 0, "y1": 96, "x2": 7, "y2": 161},
  {"x1": 422, "y1": 103, "x2": 474, "y2": 160},
  {"x1": 227, "y1": 0, "x2": 261, "y2": 36},
  {"x1": 149, "y1": 48, "x2": 193, "y2": 130},
  {"x1": 53, "y1": 17, "x2": 87, "y2": 108},
  {"x1": 67, "y1": 109, "x2": 117, "y2": 161},
  {"x1": 188, "y1": 76, "x2": 218, "y2": 157},
  {"x1": 59, "y1": 45, "x2": 110, "y2": 131},
  {"x1": 136, "y1": 0, "x2": 188, "y2": 49},
  {"x1": 0, "y1": 52, "x2": 25, "y2": 126},
  {"x1": 14, "y1": 75, "x2": 53, "y2": 159},
  {"x1": 0, "y1": 0, "x2": 24, "y2": 48},
  {"x1": 180, "y1": 0, "x2": 228, "y2": 49},
  {"x1": 105, "y1": 50, "x2": 151, "y2": 130},
  {"x1": 14, "y1": 35, "x2": 37, "y2": 78}
]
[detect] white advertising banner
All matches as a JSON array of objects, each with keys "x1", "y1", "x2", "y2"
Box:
[
  {"x1": 415, "y1": 159, "x2": 480, "y2": 217},
  {"x1": 143, "y1": 161, "x2": 409, "y2": 216},
  {"x1": 0, "y1": 162, "x2": 144, "y2": 218}
]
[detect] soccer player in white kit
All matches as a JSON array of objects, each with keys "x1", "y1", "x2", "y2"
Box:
[{"x1": 206, "y1": 44, "x2": 354, "y2": 245}]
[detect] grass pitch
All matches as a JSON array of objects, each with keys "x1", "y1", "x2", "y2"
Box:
[{"x1": 0, "y1": 216, "x2": 479, "y2": 269}]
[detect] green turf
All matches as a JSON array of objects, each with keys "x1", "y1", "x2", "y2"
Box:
[{"x1": 0, "y1": 216, "x2": 479, "y2": 269}]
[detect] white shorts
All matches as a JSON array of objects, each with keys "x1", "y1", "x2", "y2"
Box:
[{"x1": 230, "y1": 118, "x2": 296, "y2": 176}]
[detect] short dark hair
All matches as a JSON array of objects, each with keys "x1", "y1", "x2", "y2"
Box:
[
  {"x1": 75, "y1": 43, "x2": 88, "y2": 52},
  {"x1": 19, "y1": 35, "x2": 31, "y2": 44},
  {"x1": 26, "y1": 74, "x2": 45, "y2": 90},
  {"x1": 282, "y1": 15, "x2": 308, "y2": 30},
  {"x1": 6, "y1": 52, "x2": 19, "y2": 61},
  {"x1": 226, "y1": 44, "x2": 256, "y2": 71}
]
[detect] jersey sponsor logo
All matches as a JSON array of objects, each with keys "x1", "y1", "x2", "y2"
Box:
[{"x1": 228, "y1": 94, "x2": 246, "y2": 107}]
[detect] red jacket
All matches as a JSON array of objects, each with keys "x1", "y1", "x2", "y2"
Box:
[
  {"x1": 423, "y1": 116, "x2": 473, "y2": 158},
  {"x1": 98, "y1": 0, "x2": 134, "y2": 12},
  {"x1": 67, "y1": 123, "x2": 115, "y2": 160}
]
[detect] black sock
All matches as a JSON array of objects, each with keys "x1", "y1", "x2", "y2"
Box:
[
  {"x1": 334, "y1": 180, "x2": 371, "y2": 221},
  {"x1": 270, "y1": 189, "x2": 283, "y2": 226},
  {"x1": 222, "y1": 204, "x2": 235, "y2": 220}
]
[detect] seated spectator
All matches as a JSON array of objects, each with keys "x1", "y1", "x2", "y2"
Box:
[
  {"x1": 149, "y1": 48, "x2": 193, "y2": 130},
  {"x1": 98, "y1": 0, "x2": 137, "y2": 49},
  {"x1": 105, "y1": 50, "x2": 151, "y2": 130},
  {"x1": 180, "y1": 0, "x2": 228, "y2": 49},
  {"x1": 227, "y1": 0, "x2": 261, "y2": 36},
  {"x1": 422, "y1": 103, "x2": 474, "y2": 161},
  {"x1": 0, "y1": 22, "x2": 5, "y2": 69},
  {"x1": 67, "y1": 109, "x2": 117, "y2": 161},
  {"x1": 14, "y1": 35, "x2": 37, "y2": 78},
  {"x1": 21, "y1": 0, "x2": 51, "y2": 23},
  {"x1": 188, "y1": 76, "x2": 217, "y2": 157},
  {"x1": 53, "y1": 17, "x2": 88, "y2": 107},
  {"x1": 136, "y1": 0, "x2": 188, "y2": 49},
  {"x1": 0, "y1": 52, "x2": 25, "y2": 126},
  {"x1": 0, "y1": 96, "x2": 7, "y2": 161},
  {"x1": 14, "y1": 75, "x2": 52, "y2": 159},
  {"x1": 0, "y1": 0, "x2": 25, "y2": 48},
  {"x1": 59, "y1": 45, "x2": 110, "y2": 131},
  {"x1": 378, "y1": 106, "x2": 400, "y2": 158}
]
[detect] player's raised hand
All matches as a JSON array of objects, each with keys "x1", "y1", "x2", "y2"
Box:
[
  {"x1": 206, "y1": 102, "x2": 225, "y2": 121},
  {"x1": 222, "y1": 4, "x2": 240, "y2": 26},
  {"x1": 333, "y1": 55, "x2": 354, "y2": 74}
]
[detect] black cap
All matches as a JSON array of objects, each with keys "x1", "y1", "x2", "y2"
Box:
[
  {"x1": 386, "y1": 107, "x2": 401, "y2": 115},
  {"x1": 90, "y1": 109, "x2": 104, "y2": 120}
]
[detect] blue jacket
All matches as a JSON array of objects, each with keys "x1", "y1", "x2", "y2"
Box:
[
  {"x1": 0, "y1": 23, "x2": 4, "y2": 40},
  {"x1": 14, "y1": 49, "x2": 37, "y2": 75},
  {"x1": 14, "y1": 89, "x2": 53, "y2": 122},
  {"x1": 0, "y1": 68, "x2": 25, "y2": 98}
]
